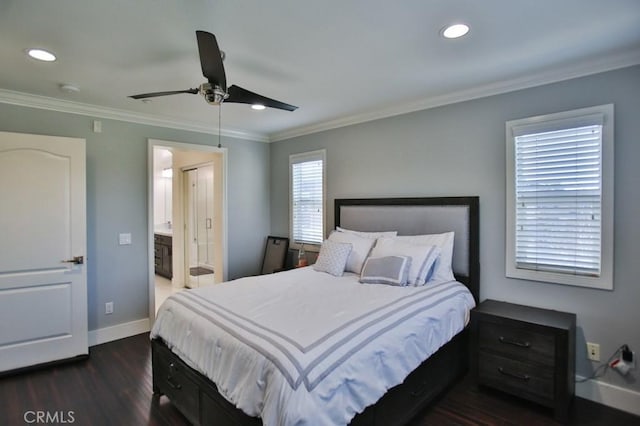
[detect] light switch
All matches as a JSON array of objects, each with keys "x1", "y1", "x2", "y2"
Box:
[
  {"x1": 119, "y1": 233, "x2": 132, "y2": 245},
  {"x1": 93, "y1": 120, "x2": 102, "y2": 133}
]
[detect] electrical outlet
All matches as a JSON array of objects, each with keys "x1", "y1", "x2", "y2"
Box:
[
  {"x1": 587, "y1": 342, "x2": 600, "y2": 361},
  {"x1": 105, "y1": 301, "x2": 114, "y2": 315}
]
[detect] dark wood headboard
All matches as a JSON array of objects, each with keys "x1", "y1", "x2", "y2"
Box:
[{"x1": 335, "y1": 197, "x2": 479, "y2": 303}]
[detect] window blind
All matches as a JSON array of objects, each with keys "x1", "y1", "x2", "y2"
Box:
[
  {"x1": 291, "y1": 153, "x2": 324, "y2": 244},
  {"x1": 514, "y1": 124, "x2": 603, "y2": 276}
]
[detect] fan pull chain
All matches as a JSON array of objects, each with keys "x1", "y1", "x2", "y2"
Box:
[{"x1": 217, "y1": 105, "x2": 222, "y2": 148}]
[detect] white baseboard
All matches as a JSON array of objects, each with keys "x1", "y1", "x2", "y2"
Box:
[
  {"x1": 88, "y1": 318, "x2": 150, "y2": 347},
  {"x1": 576, "y1": 375, "x2": 640, "y2": 416}
]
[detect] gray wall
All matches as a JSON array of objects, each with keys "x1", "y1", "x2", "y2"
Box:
[
  {"x1": 0, "y1": 103, "x2": 270, "y2": 331},
  {"x1": 270, "y1": 65, "x2": 640, "y2": 393}
]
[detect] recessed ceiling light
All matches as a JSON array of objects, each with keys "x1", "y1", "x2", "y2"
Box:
[
  {"x1": 441, "y1": 23, "x2": 470, "y2": 39},
  {"x1": 251, "y1": 104, "x2": 266, "y2": 110},
  {"x1": 59, "y1": 84, "x2": 80, "y2": 94},
  {"x1": 27, "y1": 48, "x2": 57, "y2": 62}
]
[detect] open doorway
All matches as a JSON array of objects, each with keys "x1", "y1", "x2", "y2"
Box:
[
  {"x1": 152, "y1": 147, "x2": 176, "y2": 314},
  {"x1": 148, "y1": 139, "x2": 227, "y2": 323}
]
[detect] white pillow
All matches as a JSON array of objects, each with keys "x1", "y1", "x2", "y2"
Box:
[
  {"x1": 313, "y1": 240, "x2": 352, "y2": 276},
  {"x1": 394, "y1": 232, "x2": 455, "y2": 283},
  {"x1": 336, "y1": 227, "x2": 398, "y2": 239},
  {"x1": 370, "y1": 238, "x2": 439, "y2": 285},
  {"x1": 328, "y1": 231, "x2": 376, "y2": 274},
  {"x1": 360, "y1": 256, "x2": 411, "y2": 286},
  {"x1": 417, "y1": 245, "x2": 441, "y2": 285}
]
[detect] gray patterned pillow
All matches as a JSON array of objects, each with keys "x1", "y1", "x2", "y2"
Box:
[
  {"x1": 359, "y1": 255, "x2": 412, "y2": 286},
  {"x1": 313, "y1": 240, "x2": 353, "y2": 276}
]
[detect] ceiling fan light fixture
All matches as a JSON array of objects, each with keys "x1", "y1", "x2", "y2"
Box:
[
  {"x1": 441, "y1": 23, "x2": 470, "y2": 39},
  {"x1": 27, "y1": 48, "x2": 57, "y2": 62},
  {"x1": 251, "y1": 104, "x2": 266, "y2": 110}
]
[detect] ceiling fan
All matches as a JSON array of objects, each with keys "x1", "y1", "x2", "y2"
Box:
[{"x1": 129, "y1": 31, "x2": 298, "y2": 112}]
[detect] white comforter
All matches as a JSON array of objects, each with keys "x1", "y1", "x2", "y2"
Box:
[{"x1": 151, "y1": 267, "x2": 475, "y2": 426}]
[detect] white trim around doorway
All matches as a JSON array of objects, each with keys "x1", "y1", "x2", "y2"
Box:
[{"x1": 147, "y1": 139, "x2": 228, "y2": 328}]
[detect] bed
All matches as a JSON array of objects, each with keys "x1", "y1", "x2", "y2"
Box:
[{"x1": 151, "y1": 196, "x2": 479, "y2": 425}]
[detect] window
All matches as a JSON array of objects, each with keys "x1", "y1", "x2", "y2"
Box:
[
  {"x1": 290, "y1": 150, "x2": 325, "y2": 246},
  {"x1": 506, "y1": 104, "x2": 614, "y2": 289}
]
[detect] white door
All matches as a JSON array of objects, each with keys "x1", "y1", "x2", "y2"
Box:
[
  {"x1": 0, "y1": 131, "x2": 88, "y2": 372},
  {"x1": 184, "y1": 164, "x2": 215, "y2": 288}
]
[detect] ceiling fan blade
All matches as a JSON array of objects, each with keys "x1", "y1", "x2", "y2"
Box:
[
  {"x1": 196, "y1": 31, "x2": 226, "y2": 91},
  {"x1": 129, "y1": 88, "x2": 199, "y2": 99},
  {"x1": 226, "y1": 85, "x2": 298, "y2": 111}
]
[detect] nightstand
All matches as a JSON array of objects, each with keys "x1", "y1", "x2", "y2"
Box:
[{"x1": 471, "y1": 299, "x2": 576, "y2": 422}]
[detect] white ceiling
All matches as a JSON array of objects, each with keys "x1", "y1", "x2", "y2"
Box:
[{"x1": 1, "y1": 0, "x2": 639, "y2": 141}]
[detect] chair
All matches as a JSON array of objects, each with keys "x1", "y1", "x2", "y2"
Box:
[{"x1": 260, "y1": 236, "x2": 289, "y2": 274}]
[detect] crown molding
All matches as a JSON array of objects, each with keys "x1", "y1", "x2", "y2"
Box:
[
  {"x1": 269, "y1": 48, "x2": 640, "y2": 142},
  {"x1": 0, "y1": 89, "x2": 269, "y2": 142},
  {"x1": 2, "y1": 47, "x2": 638, "y2": 144}
]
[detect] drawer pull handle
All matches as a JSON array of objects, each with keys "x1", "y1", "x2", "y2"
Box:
[
  {"x1": 499, "y1": 336, "x2": 531, "y2": 348},
  {"x1": 167, "y1": 375, "x2": 182, "y2": 390},
  {"x1": 498, "y1": 367, "x2": 530, "y2": 381},
  {"x1": 167, "y1": 362, "x2": 182, "y2": 390}
]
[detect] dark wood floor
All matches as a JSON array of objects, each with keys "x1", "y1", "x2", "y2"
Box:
[{"x1": 1, "y1": 333, "x2": 638, "y2": 425}]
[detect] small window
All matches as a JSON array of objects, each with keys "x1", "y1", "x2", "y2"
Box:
[
  {"x1": 290, "y1": 150, "x2": 325, "y2": 247},
  {"x1": 506, "y1": 105, "x2": 614, "y2": 289}
]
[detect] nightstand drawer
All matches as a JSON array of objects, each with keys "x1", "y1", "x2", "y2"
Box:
[
  {"x1": 479, "y1": 320, "x2": 555, "y2": 366},
  {"x1": 478, "y1": 352, "x2": 554, "y2": 401},
  {"x1": 472, "y1": 300, "x2": 576, "y2": 422}
]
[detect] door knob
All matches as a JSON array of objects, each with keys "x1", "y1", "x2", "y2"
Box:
[{"x1": 62, "y1": 256, "x2": 84, "y2": 265}]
